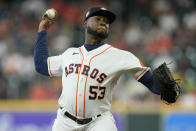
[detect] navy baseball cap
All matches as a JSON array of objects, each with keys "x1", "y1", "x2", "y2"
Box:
[{"x1": 85, "y1": 7, "x2": 116, "y2": 24}]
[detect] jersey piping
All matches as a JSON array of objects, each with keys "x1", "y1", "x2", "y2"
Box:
[
  {"x1": 48, "y1": 58, "x2": 53, "y2": 77},
  {"x1": 75, "y1": 48, "x2": 84, "y2": 116},
  {"x1": 82, "y1": 45, "x2": 112, "y2": 118},
  {"x1": 136, "y1": 67, "x2": 149, "y2": 80}
]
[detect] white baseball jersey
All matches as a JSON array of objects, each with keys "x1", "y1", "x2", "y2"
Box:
[{"x1": 47, "y1": 44, "x2": 150, "y2": 119}]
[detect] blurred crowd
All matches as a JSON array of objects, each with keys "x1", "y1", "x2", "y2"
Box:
[{"x1": 0, "y1": 0, "x2": 196, "y2": 105}]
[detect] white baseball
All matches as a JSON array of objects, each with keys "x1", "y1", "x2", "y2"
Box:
[{"x1": 45, "y1": 8, "x2": 56, "y2": 19}]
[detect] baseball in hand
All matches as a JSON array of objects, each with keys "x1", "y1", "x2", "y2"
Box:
[{"x1": 45, "y1": 8, "x2": 57, "y2": 19}]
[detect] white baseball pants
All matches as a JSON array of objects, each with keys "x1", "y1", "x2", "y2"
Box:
[{"x1": 52, "y1": 109, "x2": 118, "y2": 131}]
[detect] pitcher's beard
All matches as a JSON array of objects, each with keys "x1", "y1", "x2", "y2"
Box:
[{"x1": 87, "y1": 26, "x2": 109, "y2": 40}]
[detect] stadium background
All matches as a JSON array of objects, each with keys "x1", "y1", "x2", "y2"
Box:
[{"x1": 0, "y1": 0, "x2": 196, "y2": 130}]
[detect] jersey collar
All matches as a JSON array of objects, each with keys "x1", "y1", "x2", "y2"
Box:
[
  {"x1": 81, "y1": 43, "x2": 111, "y2": 56},
  {"x1": 84, "y1": 43, "x2": 105, "y2": 52}
]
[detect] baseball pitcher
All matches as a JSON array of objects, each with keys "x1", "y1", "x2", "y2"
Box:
[{"x1": 34, "y1": 6, "x2": 181, "y2": 131}]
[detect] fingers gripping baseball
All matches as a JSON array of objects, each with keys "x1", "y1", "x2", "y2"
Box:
[
  {"x1": 44, "y1": 8, "x2": 57, "y2": 20},
  {"x1": 38, "y1": 8, "x2": 57, "y2": 32}
]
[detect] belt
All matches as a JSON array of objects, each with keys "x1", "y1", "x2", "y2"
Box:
[{"x1": 60, "y1": 107, "x2": 101, "y2": 125}]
